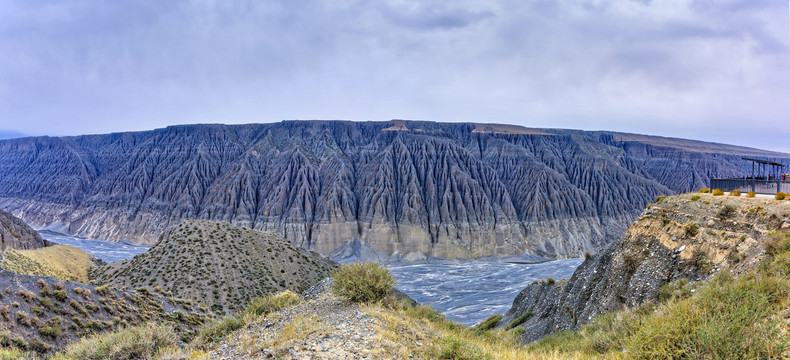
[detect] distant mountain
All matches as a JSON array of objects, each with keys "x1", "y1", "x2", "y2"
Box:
[
  {"x1": 0, "y1": 120, "x2": 787, "y2": 258},
  {"x1": 0, "y1": 131, "x2": 25, "y2": 140}
]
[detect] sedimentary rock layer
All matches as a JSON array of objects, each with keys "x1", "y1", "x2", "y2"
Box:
[{"x1": 0, "y1": 121, "x2": 786, "y2": 258}]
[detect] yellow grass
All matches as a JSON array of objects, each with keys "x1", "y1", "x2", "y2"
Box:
[{"x1": 1, "y1": 245, "x2": 94, "y2": 282}]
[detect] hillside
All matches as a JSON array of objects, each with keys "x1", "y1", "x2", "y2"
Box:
[
  {"x1": 94, "y1": 220, "x2": 335, "y2": 314},
  {"x1": 0, "y1": 269, "x2": 206, "y2": 354},
  {"x1": 0, "y1": 209, "x2": 50, "y2": 251},
  {"x1": 1, "y1": 245, "x2": 99, "y2": 283},
  {"x1": 499, "y1": 192, "x2": 790, "y2": 342},
  {"x1": 0, "y1": 120, "x2": 787, "y2": 259}
]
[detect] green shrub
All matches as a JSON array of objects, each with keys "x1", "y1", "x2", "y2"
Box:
[
  {"x1": 474, "y1": 314, "x2": 502, "y2": 332},
  {"x1": 0, "y1": 348, "x2": 24, "y2": 360},
  {"x1": 506, "y1": 311, "x2": 534, "y2": 330},
  {"x1": 332, "y1": 263, "x2": 396, "y2": 303},
  {"x1": 776, "y1": 192, "x2": 786, "y2": 200},
  {"x1": 10, "y1": 335, "x2": 28, "y2": 351},
  {"x1": 699, "y1": 188, "x2": 710, "y2": 193},
  {"x1": 243, "y1": 290, "x2": 301, "y2": 317},
  {"x1": 690, "y1": 195, "x2": 700, "y2": 201},
  {"x1": 729, "y1": 190, "x2": 741, "y2": 197},
  {"x1": 53, "y1": 290, "x2": 67, "y2": 302},
  {"x1": 684, "y1": 221, "x2": 699, "y2": 237},
  {"x1": 654, "y1": 195, "x2": 667, "y2": 204},
  {"x1": 712, "y1": 188, "x2": 724, "y2": 196}
]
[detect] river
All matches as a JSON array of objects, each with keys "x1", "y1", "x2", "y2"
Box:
[{"x1": 41, "y1": 232, "x2": 582, "y2": 326}]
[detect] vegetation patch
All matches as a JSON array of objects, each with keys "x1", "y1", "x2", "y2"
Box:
[
  {"x1": 712, "y1": 188, "x2": 724, "y2": 196},
  {"x1": 332, "y1": 262, "x2": 396, "y2": 303},
  {"x1": 474, "y1": 314, "x2": 502, "y2": 333},
  {"x1": 506, "y1": 311, "x2": 533, "y2": 330},
  {"x1": 684, "y1": 221, "x2": 699, "y2": 237}
]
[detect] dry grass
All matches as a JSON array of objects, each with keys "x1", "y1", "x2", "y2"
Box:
[
  {"x1": 1, "y1": 245, "x2": 94, "y2": 282},
  {"x1": 239, "y1": 314, "x2": 327, "y2": 356},
  {"x1": 364, "y1": 303, "x2": 592, "y2": 360}
]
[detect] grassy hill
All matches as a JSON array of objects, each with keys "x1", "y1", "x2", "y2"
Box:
[
  {"x1": 1, "y1": 245, "x2": 98, "y2": 283},
  {"x1": 94, "y1": 220, "x2": 336, "y2": 314}
]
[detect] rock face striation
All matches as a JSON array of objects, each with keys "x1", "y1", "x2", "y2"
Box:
[
  {"x1": 499, "y1": 193, "x2": 790, "y2": 342},
  {"x1": 94, "y1": 220, "x2": 335, "y2": 314},
  {"x1": 0, "y1": 120, "x2": 787, "y2": 258},
  {"x1": 0, "y1": 209, "x2": 50, "y2": 251}
]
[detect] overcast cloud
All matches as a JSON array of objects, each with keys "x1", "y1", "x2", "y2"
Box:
[{"x1": 0, "y1": 0, "x2": 788, "y2": 152}]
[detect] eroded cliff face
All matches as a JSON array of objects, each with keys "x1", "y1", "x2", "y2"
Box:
[
  {"x1": 0, "y1": 121, "x2": 786, "y2": 258},
  {"x1": 0, "y1": 209, "x2": 50, "y2": 251},
  {"x1": 500, "y1": 193, "x2": 790, "y2": 342}
]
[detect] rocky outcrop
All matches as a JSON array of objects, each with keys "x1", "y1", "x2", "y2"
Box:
[
  {"x1": 94, "y1": 220, "x2": 335, "y2": 314},
  {"x1": 0, "y1": 121, "x2": 787, "y2": 258},
  {"x1": 499, "y1": 193, "x2": 790, "y2": 342},
  {"x1": 0, "y1": 210, "x2": 49, "y2": 251}
]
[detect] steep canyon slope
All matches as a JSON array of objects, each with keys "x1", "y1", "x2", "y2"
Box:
[
  {"x1": 0, "y1": 209, "x2": 50, "y2": 251},
  {"x1": 0, "y1": 121, "x2": 787, "y2": 258},
  {"x1": 500, "y1": 193, "x2": 790, "y2": 342}
]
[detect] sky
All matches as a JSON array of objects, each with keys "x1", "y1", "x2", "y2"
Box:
[{"x1": 0, "y1": 0, "x2": 788, "y2": 152}]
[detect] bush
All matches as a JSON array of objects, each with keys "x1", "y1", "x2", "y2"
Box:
[
  {"x1": 506, "y1": 311, "x2": 534, "y2": 330},
  {"x1": 712, "y1": 189, "x2": 724, "y2": 196},
  {"x1": 195, "y1": 316, "x2": 244, "y2": 346},
  {"x1": 718, "y1": 204, "x2": 737, "y2": 219},
  {"x1": 747, "y1": 191, "x2": 756, "y2": 198},
  {"x1": 243, "y1": 290, "x2": 301, "y2": 318},
  {"x1": 654, "y1": 195, "x2": 667, "y2": 204},
  {"x1": 776, "y1": 192, "x2": 786, "y2": 200},
  {"x1": 474, "y1": 314, "x2": 502, "y2": 332},
  {"x1": 684, "y1": 222, "x2": 699, "y2": 237},
  {"x1": 690, "y1": 195, "x2": 700, "y2": 201},
  {"x1": 699, "y1": 188, "x2": 710, "y2": 193},
  {"x1": 729, "y1": 190, "x2": 741, "y2": 197},
  {"x1": 53, "y1": 290, "x2": 67, "y2": 302},
  {"x1": 53, "y1": 323, "x2": 178, "y2": 360},
  {"x1": 331, "y1": 263, "x2": 396, "y2": 303}
]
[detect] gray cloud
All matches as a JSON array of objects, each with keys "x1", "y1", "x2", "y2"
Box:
[{"x1": 0, "y1": 0, "x2": 788, "y2": 152}]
